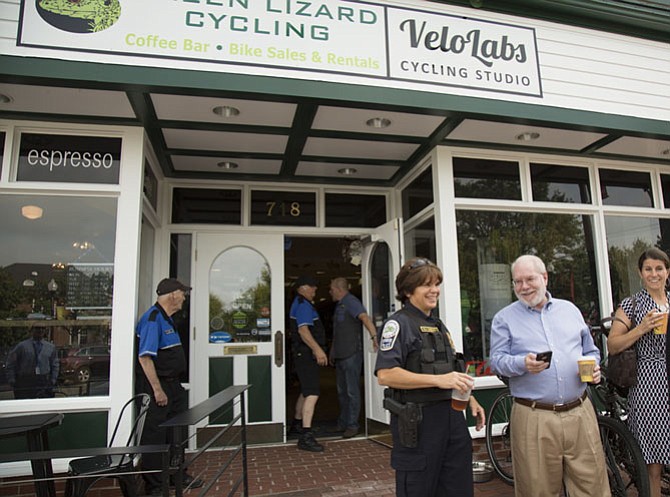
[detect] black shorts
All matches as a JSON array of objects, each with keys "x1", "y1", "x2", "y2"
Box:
[{"x1": 294, "y1": 347, "x2": 320, "y2": 396}]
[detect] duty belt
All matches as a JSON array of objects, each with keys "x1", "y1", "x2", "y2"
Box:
[{"x1": 514, "y1": 390, "x2": 587, "y2": 412}]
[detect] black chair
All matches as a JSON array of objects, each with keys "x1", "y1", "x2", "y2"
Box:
[{"x1": 64, "y1": 393, "x2": 151, "y2": 497}]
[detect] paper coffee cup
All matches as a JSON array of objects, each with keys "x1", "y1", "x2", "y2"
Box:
[
  {"x1": 578, "y1": 357, "x2": 596, "y2": 382},
  {"x1": 653, "y1": 312, "x2": 668, "y2": 335}
]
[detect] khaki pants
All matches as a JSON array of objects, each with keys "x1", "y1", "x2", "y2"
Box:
[{"x1": 511, "y1": 397, "x2": 610, "y2": 497}]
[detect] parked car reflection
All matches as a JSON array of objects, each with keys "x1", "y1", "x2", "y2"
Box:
[{"x1": 59, "y1": 345, "x2": 110, "y2": 384}]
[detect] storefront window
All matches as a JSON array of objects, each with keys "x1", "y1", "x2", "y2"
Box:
[
  {"x1": 453, "y1": 157, "x2": 521, "y2": 200},
  {"x1": 401, "y1": 167, "x2": 433, "y2": 220},
  {"x1": 456, "y1": 210, "x2": 599, "y2": 375},
  {"x1": 530, "y1": 163, "x2": 591, "y2": 203},
  {"x1": 0, "y1": 194, "x2": 117, "y2": 399},
  {"x1": 599, "y1": 168, "x2": 653, "y2": 207},
  {"x1": 660, "y1": 174, "x2": 670, "y2": 209},
  {"x1": 325, "y1": 193, "x2": 386, "y2": 227},
  {"x1": 172, "y1": 188, "x2": 241, "y2": 224},
  {"x1": 208, "y1": 247, "x2": 271, "y2": 343},
  {"x1": 404, "y1": 217, "x2": 436, "y2": 262},
  {"x1": 605, "y1": 215, "x2": 670, "y2": 306}
]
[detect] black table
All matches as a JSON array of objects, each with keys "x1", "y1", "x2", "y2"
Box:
[{"x1": 0, "y1": 412, "x2": 64, "y2": 497}]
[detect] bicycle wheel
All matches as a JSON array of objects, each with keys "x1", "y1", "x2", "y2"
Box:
[
  {"x1": 598, "y1": 415, "x2": 650, "y2": 497},
  {"x1": 485, "y1": 388, "x2": 514, "y2": 485}
]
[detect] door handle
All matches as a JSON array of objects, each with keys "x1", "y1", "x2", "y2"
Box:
[{"x1": 274, "y1": 330, "x2": 283, "y2": 367}]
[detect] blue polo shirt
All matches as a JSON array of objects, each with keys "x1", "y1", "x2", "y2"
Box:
[{"x1": 136, "y1": 303, "x2": 186, "y2": 377}]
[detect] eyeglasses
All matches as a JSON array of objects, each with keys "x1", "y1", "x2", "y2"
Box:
[
  {"x1": 512, "y1": 275, "x2": 540, "y2": 288},
  {"x1": 408, "y1": 258, "x2": 432, "y2": 270}
]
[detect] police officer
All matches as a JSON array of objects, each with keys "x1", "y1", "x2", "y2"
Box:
[
  {"x1": 288, "y1": 275, "x2": 328, "y2": 452},
  {"x1": 136, "y1": 278, "x2": 203, "y2": 496},
  {"x1": 374, "y1": 258, "x2": 485, "y2": 497}
]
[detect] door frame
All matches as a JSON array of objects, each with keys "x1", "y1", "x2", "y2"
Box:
[{"x1": 191, "y1": 231, "x2": 286, "y2": 442}]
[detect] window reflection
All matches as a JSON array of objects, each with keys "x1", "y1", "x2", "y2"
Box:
[
  {"x1": 209, "y1": 247, "x2": 271, "y2": 343},
  {"x1": 401, "y1": 167, "x2": 433, "y2": 220},
  {"x1": 531, "y1": 163, "x2": 591, "y2": 203},
  {"x1": 456, "y1": 210, "x2": 599, "y2": 375},
  {"x1": 453, "y1": 157, "x2": 521, "y2": 200},
  {"x1": 599, "y1": 169, "x2": 653, "y2": 207},
  {"x1": 0, "y1": 195, "x2": 116, "y2": 399},
  {"x1": 605, "y1": 216, "x2": 670, "y2": 306}
]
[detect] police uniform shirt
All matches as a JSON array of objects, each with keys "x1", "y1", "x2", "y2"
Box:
[
  {"x1": 136, "y1": 303, "x2": 186, "y2": 378},
  {"x1": 375, "y1": 302, "x2": 457, "y2": 374},
  {"x1": 290, "y1": 295, "x2": 325, "y2": 348}
]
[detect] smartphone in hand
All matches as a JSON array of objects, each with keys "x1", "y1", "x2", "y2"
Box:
[{"x1": 536, "y1": 351, "x2": 553, "y2": 366}]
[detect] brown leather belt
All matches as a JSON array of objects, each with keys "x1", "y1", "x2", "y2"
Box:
[{"x1": 514, "y1": 391, "x2": 587, "y2": 412}]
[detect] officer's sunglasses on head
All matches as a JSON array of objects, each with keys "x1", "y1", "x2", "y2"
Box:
[{"x1": 408, "y1": 258, "x2": 433, "y2": 270}]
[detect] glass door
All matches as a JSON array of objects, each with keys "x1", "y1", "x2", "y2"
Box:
[
  {"x1": 362, "y1": 219, "x2": 404, "y2": 429},
  {"x1": 193, "y1": 233, "x2": 285, "y2": 442}
]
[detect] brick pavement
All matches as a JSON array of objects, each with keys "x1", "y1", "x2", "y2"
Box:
[
  {"x1": 188, "y1": 437, "x2": 515, "y2": 497},
  {"x1": 0, "y1": 437, "x2": 515, "y2": 496}
]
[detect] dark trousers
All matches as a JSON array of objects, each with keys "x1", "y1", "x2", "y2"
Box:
[
  {"x1": 391, "y1": 401, "x2": 473, "y2": 497},
  {"x1": 137, "y1": 376, "x2": 188, "y2": 491},
  {"x1": 14, "y1": 375, "x2": 54, "y2": 399}
]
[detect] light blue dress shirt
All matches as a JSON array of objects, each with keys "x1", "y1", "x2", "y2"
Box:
[{"x1": 490, "y1": 292, "x2": 600, "y2": 404}]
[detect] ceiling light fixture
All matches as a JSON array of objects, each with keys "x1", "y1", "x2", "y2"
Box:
[
  {"x1": 338, "y1": 167, "x2": 357, "y2": 176},
  {"x1": 366, "y1": 117, "x2": 391, "y2": 129},
  {"x1": 516, "y1": 132, "x2": 540, "y2": 142},
  {"x1": 212, "y1": 105, "x2": 240, "y2": 117},
  {"x1": 0, "y1": 94, "x2": 11, "y2": 104},
  {"x1": 21, "y1": 205, "x2": 43, "y2": 220},
  {"x1": 217, "y1": 161, "x2": 239, "y2": 170}
]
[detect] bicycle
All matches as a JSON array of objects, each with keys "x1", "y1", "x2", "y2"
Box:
[{"x1": 485, "y1": 318, "x2": 651, "y2": 496}]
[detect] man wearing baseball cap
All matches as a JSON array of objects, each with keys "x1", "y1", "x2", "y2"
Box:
[
  {"x1": 288, "y1": 275, "x2": 327, "y2": 452},
  {"x1": 136, "y1": 278, "x2": 203, "y2": 495}
]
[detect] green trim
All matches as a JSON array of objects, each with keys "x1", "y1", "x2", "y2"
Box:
[
  {"x1": 247, "y1": 356, "x2": 272, "y2": 423},
  {"x1": 1, "y1": 55, "x2": 668, "y2": 139},
  {"x1": 209, "y1": 357, "x2": 234, "y2": 425},
  {"x1": 0, "y1": 412, "x2": 107, "y2": 453}
]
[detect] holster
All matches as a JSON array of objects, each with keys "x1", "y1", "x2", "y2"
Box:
[{"x1": 383, "y1": 389, "x2": 422, "y2": 448}]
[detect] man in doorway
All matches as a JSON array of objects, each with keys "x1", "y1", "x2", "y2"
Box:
[
  {"x1": 288, "y1": 275, "x2": 327, "y2": 452},
  {"x1": 6, "y1": 324, "x2": 59, "y2": 399},
  {"x1": 136, "y1": 278, "x2": 203, "y2": 496},
  {"x1": 489, "y1": 255, "x2": 609, "y2": 497},
  {"x1": 328, "y1": 277, "x2": 377, "y2": 438}
]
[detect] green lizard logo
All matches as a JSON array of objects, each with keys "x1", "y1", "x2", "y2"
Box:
[{"x1": 36, "y1": 0, "x2": 121, "y2": 33}]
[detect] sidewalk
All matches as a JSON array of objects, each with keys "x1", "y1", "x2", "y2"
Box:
[{"x1": 188, "y1": 437, "x2": 515, "y2": 497}]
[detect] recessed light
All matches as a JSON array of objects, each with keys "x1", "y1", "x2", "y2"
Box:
[
  {"x1": 21, "y1": 205, "x2": 43, "y2": 220},
  {"x1": 516, "y1": 132, "x2": 540, "y2": 142},
  {"x1": 366, "y1": 117, "x2": 391, "y2": 129},
  {"x1": 212, "y1": 105, "x2": 240, "y2": 117},
  {"x1": 217, "y1": 161, "x2": 239, "y2": 170},
  {"x1": 338, "y1": 167, "x2": 357, "y2": 176},
  {"x1": 0, "y1": 94, "x2": 11, "y2": 104}
]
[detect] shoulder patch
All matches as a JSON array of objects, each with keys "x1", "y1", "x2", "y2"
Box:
[
  {"x1": 148, "y1": 309, "x2": 160, "y2": 322},
  {"x1": 380, "y1": 320, "x2": 400, "y2": 351}
]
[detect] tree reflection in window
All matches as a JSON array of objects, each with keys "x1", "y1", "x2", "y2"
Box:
[
  {"x1": 456, "y1": 210, "x2": 599, "y2": 373},
  {"x1": 209, "y1": 247, "x2": 271, "y2": 343}
]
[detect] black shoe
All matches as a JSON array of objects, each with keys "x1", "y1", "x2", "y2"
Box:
[
  {"x1": 182, "y1": 474, "x2": 204, "y2": 488},
  {"x1": 326, "y1": 424, "x2": 345, "y2": 434},
  {"x1": 143, "y1": 487, "x2": 162, "y2": 497},
  {"x1": 287, "y1": 422, "x2": 304, "y2": 436},
  {"x1": 170, "y1": 474, "x2": 204, "y2": 489},
  {"x1": 342, "y1": 427, "x2": 359, "y2": 438},
  {"x1": 297, "y1": 432, "x2": 324, "y2": 452}
]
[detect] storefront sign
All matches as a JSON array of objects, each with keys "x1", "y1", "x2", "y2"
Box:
[
  {"x1": 17, "y1": 1, "x2": 542, "y2": 97},
  {"x1": 17, "y1": 133, "x2": 121, "y2": 184}
]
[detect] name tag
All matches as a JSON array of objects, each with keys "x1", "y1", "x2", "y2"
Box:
[{"x1": 420, "y1": 326, "x2": 439, "y2": 333}]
